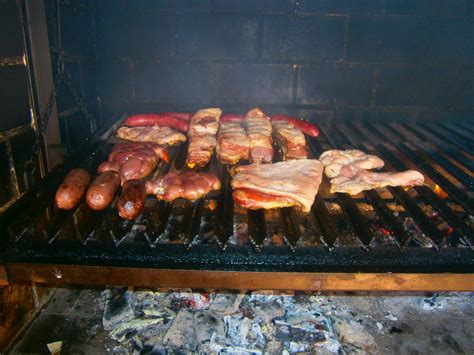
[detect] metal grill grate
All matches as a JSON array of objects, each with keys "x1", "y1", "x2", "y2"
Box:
[{"x1": 1, "y1": 119, "x2": 473, "y2": 275}]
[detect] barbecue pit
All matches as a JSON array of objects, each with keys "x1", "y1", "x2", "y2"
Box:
[{"x1": 0, "y1": 1, "x2": 473, "y2": 293}]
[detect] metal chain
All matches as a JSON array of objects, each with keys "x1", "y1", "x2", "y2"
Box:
[{"x1": 28, "y1": 1, "x2": 96, "y2": 173}]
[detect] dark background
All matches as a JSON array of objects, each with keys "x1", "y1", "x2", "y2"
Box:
[
  {"x1": 45, "y1": 0, "x2": 474, "y2": 131},
  {"x1": 93, "y1": 0, "x2": 474, "y2": 123}
]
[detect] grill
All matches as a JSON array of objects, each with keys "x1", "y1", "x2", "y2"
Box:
[{"x1": 1, "y1": 117, "x2": 473, "y2": 291}]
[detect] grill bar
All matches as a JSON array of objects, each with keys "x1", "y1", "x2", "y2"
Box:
[
  {"x1": 419, "y1": 122, "x2": 474, "y2": 155},
  {"x1": 279, "y1": 208, "x2": 303, "y2": 250},
  {"x1": 334, "y1": 123, "x2": 413, "y2": 249},
  {"x1": 335, "y1": 122, "x2": 442, "y2": 248},
  {"x1": 348, "y1": 122, "x2": 472, "y2": 248},
  {"x1": 247, "y1": 210, "x2": 267, "y2": 251},
  {"x1": 398, "y1": 122, "x2": 473, "y2": 174},
  {"x1": 386, "y1": 123, "x2": 473, "y2": 189},
  {"x1": 1, "y1": 117, "x2": 473, "y2": 290},
  {"x1": 311, "y1": 195, "x2": 339, "y2": 248},
  {"x1": 309, "y1": 134, "x2": 374, "y2": 248},
  {"x1": 366, "y1": 123, "x2": 474, "y2": 214}
]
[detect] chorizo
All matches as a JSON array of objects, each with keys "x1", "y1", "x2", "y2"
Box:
[
  {"x1": 86, "y1": 171, "x2": 120, "y2": 211},
  {"x1": 55, "y1": 169, "x2": 91, "y2": 210},
  {"x1": 117, "y1": 179, "x2": 147, "y2": 220}
]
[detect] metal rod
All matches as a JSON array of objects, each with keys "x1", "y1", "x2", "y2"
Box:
[
  {"x1": 350, "y1": 122, "x2": 469, "y2": 247},
  {"x1": 367, "y1": 122, "x2": 474, "y2": 214}
]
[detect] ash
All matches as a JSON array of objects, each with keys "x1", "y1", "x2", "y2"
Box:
[
  {"x1": 10, "y1": 288, "x2": 474, "y2": 354},
  {"x1": 95, "y1": 290, "x2": 473, "y2": 354}
]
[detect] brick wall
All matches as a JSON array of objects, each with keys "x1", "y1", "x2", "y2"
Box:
[{"x1": 95, "y1": 0, "x2": 474, "y2": 123}]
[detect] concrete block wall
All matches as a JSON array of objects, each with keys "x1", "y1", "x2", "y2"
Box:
[{"x1": 94, "y1": 0, "x2": 474, "y2": 122}]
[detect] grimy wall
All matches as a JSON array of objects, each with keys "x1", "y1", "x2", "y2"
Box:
[{"x1": 95, "y1": 0, "x2": 473, "y2": 123}]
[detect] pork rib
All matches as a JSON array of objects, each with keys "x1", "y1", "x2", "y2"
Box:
[
  {"x1": 245, "y1": 108, "x2": 273, "y2": 164},
  {"x1": 217, "y1": 118, "x2": 250, "y2": 164},
  {"x1": 231, "y1": 159, "x2": 323, "y2": 212},
  {"x1": 272, "y1": 120, "x2": 308, "y2": 160},
  {"x1": 186, "y1": 108, "x2": 222, "y2": 168}
]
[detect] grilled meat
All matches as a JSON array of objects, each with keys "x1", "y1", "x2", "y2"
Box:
[
  {"x1": 55, "y1": 169, "x2": 91, "y2": 210},
  {"x1": 186, "y1": 108, "x2": 222, "y2": 168},
  {"x1": 124, "y1": 113, "x2": 189, "y2": 132},
  {"x1": 245, "y1": 108, "x2": 273, "y2": 164},
  {"x1": 319, "y1": 149, "x2": 424, "y2": 194},
  {"x1": 271, "y1": 114, "x2": 319, "y2": 137},
  {"x1": 231, "y1": 159, "x2": 323, "y2": 212},
  {"x1": 117, "y1": 179, "x2": 147, "y2": 220},
  {"x1": 161, "y1": 112, "x2": 192, "y2": 121},
  {"x1": 146, "y1": 170, "x2": 221, "y2": 202},
  {"x1": 117, "y1": 126, "x2": 186, "y2": 146},
  {"x1": 98, "y1": 142, "x2": 168, "y2": 184},
  {"x1": 329, "y1": 169, "x2": 425, "y2": 194},
  {"x1": 319, "y1": 149, "x2": 385, "y2": 178},
  {"x1": 86, "y1": 171, "x2": 121, "y2": 211},
  {"x1": 272, "y1": 120, "x2": 308, "y2": 160},
  {"x1": 217, "y1": 115, "x2": 249, "y2": 165}
]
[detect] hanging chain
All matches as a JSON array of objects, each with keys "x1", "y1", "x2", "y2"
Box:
[{"x1": 29, "y1": 1, "x2": 95, "y2": 168}]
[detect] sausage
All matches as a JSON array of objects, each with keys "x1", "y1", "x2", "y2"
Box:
[
  {"x1": 161, "y1": 112, "x2": 192, "y2": 122},
  {"x1": 55, "y1": 169, "x2": 91, "y2": 210},
  {"x1": 271, "y1": 114, "x2": 319, "y2": 137},
  {"x1": 117, "y1": 179, "x2": 147, "y2": 220},
  {"x1": 86, "y1": 171, "x2": 120, "y2": 211},
  {"x1": 124, "y1": 114, "x2": 189, "y2": 132}
]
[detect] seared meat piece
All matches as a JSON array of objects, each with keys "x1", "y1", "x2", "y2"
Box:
[
  {"x1": 186, "y1": 108, "x2": 222, "y2": 168},
  {"x1": 217, "y1": 115, "x2": 249, "y2": 164},
  {"x1": 319, "y1": 149, "x2": 424, "y2": 194},
  {"x1": 271, "y1": 114, "x2": 319, "y2": 137},
  {"x1": 329, "y1": 169, "x2": 425, "y2": 195},
  {"x1": 319, "y1": 149, "x2": 384, "y2": 178},
  {"x1": 272, "y1": 120, "x2": 308, "y2": 160},
  {"x1": 245, "y1": 108, "x2": 273, "y2": 164},
  {"x1": 146, "y1": 170, "x2": 221, "y2": 201},
  {"x1": 98, "y1": 142, "x2": 168, "y2": 184},
  {"x1": 117, "y1": 126, "x2": 186, "y2": 146},
  {"x1": 231, "y1": 159, "x2": 323, "y2": 212}
]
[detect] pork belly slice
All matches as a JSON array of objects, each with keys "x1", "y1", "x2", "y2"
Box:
[
  {"x1": 329, "y1": 169, "x2": 425, "y2": 195},
  {"x1": 187, "y1": 108, "x2": 222, "y2": 137},
  {"x1": 245, "y1": 108, "x2": 273, "y2": 164},
  {"x1": 186, "y1": 135, "x2": 217, "y2": 168},
  {"x1": 186, "y1": 108, "x2": 222, "y2": 167},
  {"x1": 231, "y1": 159, "x2": 323, "y2": 212},
  {"x1": 117, "y1": 126, "x2": 186, "y2": 146},
  {"x1": 217, "y1": 120, "x2": 250, "y2": 164},
  {"x1": 146, "y1": 170, "x2": 221, "y2": 202},
  {"x1": 272, "y1": 121, "x2": 308, "y2": 160},
  {"x1": 319, "y1": 149, "x2": 385, "y2": 178}
]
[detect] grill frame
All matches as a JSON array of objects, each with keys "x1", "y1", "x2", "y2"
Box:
[{"x1": 1, "y1": 117, "x2": 473, "y2": 291}]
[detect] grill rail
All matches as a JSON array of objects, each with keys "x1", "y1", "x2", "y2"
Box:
[{"x1": 0, "y1": 118, "x2": 473, "y2": 289}]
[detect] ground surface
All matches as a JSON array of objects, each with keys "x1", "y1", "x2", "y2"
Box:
[{"x1": 9, "y1": 288, "x2": 474, "y2": 354}]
